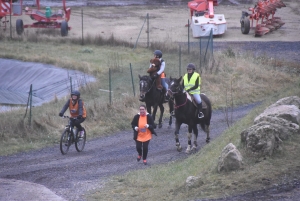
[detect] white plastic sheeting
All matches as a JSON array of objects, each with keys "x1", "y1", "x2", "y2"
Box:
[{"x1": 0, "y1": 58, "x2": 95, "y2": 106}]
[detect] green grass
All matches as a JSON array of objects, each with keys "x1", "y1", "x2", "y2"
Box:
[{"x1": 1, "y1": 36, "x2": 300, "y2": 200}]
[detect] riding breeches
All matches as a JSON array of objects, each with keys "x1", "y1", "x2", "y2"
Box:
[
  {"x1": 136, "y1": 140, "x2": 150, "y2": 160},
  {"x1": 192, "y1": 94, "x2": 202, "y2": 104},
  {"x1": 161, "y1": 78, "x2": 168, "y2": 90}
]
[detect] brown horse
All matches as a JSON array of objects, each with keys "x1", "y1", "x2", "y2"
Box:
[{"x1": 167, "y1": 76, "x2": 212, "y2": 153}]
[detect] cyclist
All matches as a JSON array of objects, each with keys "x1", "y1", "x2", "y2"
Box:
[{"x1": 59, "y1": 90, "x2": 87, "y2": 138}]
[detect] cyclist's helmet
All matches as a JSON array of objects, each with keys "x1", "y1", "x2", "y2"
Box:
[
  {"x1": 186, "y1": 63, "x2": 196, "y2": 70},
  {"x1": 71, "y1": 90, "x2": 80, "y2": 100},
  {"x1": 154, "y1": 50, "x2": 162, "y2": 58}
]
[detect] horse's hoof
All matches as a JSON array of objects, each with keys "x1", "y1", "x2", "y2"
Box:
[
  {"x1": 158, "y1": 124, "x2": 162, "y2": 129},
  {"x1": 185, "y1": 145, "x2": 191, "y2": 153},
  {"x1": 191, "y1": 146, "x2": 197, "y2": 151},
  {"x1": 176, "y1": 145, "x2": 182, "y2": 152},
  {"x1": 206, "y1": 138, "x2": 210, "y2": 143}
]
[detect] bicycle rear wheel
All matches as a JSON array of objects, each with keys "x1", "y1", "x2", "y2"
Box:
[
  {"x1": 75, "y1": 128, "x2": 86, "y2": 152},
  {"x1": 60, "y1": 130, "x2": 71, "y2": 155}
]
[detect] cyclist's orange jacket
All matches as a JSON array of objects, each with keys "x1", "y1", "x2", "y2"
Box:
[{"x1": 68, "y1": 98, "x2": 87, "y2": 118}]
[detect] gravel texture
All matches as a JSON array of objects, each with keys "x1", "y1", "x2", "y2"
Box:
[{"x1": 0, "y1": 102, "x2": 260, "y2": 201}]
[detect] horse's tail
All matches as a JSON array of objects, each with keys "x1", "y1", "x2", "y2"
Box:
[{"x1": 200, "y1": 93, "x2": 212, "y2": 131}]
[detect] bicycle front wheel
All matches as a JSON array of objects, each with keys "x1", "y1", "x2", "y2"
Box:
[
  {"x1": 75, "y1": 128, "x2": 86, "y2": 152},
  {"x1": 60, "y1": 130, "x2": 71, "y2": 155}
]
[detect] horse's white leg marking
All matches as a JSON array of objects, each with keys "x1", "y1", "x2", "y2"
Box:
[{"x1": 186, "y1": 132, "x2": 192, "y2": 153}]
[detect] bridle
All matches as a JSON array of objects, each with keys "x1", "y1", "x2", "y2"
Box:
[
  {"x1": 140, "y1": 77, "x2": 155, "y2": 94},
  {"x1": 167, "y1": 82, "x2": 188, "y2": 109}
]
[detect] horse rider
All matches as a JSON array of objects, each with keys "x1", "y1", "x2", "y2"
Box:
[
  {"x1": 150, "y1": 50, "x2": 169, "y2": 102},
  {"x1": 182, "y1": 63, "x2": 204, "y2": 118},
  {"x1": 59, "y1": 90, "x2": 87, "y2": 138}
]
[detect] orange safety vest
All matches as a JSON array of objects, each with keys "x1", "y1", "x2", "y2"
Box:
[
  {"x1": 137, "y1": 115, "x2": 152, "y2": 142},
  {"x1": 69, "y1": 99, "x2": 87, "y2": 118}
]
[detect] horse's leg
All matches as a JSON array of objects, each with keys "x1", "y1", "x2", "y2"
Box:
[
  {"x1": 185, "y1": 125, "x2": 193, "y2": 153},
  {"x1": 205, "y1": 124, "x2": 210, "y2": 143},
  {"x1": 192, "y1": 125, "x2": 198, "y2": 151},
  {"x1": 152, "y1": 105, "x2": 157, "y2": 128},
  {"x1": 157, "y1": 103, "x2": 164, "y2": 129},
  {"x1": 174, "y1": 120, "x2": 182, "y2": 152},
  {"x1": 168, "y1": 100, "x2": 174, "y2": 129}
]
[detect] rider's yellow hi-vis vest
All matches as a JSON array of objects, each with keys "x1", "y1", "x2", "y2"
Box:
[{"x1": 183, "y1": 72, "x2": 201, "y2": 94}]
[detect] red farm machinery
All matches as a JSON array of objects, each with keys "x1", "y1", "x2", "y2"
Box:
[
  {"x1": 0, "y1": 0, "x2": 71, "y2": 36},
  {"x1": 0, "y1": 0, "x2": 21, "y2": 30},
  {"x1": 240, "y1": 0, "x2": 286, "y2": 37},
  {"x1": 188, "y1": 0, "x2": 227, "y2": 37}
]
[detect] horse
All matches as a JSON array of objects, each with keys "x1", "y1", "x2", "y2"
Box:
[
  {"x1": 138, "y1": 75, "x2": 173, "y2": 129},
  {"x1": 167, "y1": 76, "x2": 212, "y2": 153}
]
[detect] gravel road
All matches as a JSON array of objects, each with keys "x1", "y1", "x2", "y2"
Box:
[{"x1": 0, "y1": 102, "x2": 260, "y2": 201}]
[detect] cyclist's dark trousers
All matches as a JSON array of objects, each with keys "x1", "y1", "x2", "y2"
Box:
[
  {"x1": 136, "y1": 140, "x2": 150, "y2": 160},
  {"x1": 71, "y1": 118, "x2": 85, "y2": 131}
]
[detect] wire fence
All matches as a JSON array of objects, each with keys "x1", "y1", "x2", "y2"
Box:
[{"x1": 0, "y1": 10, "x2": 214, "y2": 115}]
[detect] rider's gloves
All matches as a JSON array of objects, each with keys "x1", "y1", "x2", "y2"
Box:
[
  {"x1": 145, "y1": 124, "x2": 149, "y2": 128},
  {"x1": 59, "y1": 112, "x2": 63, "y2": 117},
  {"x1": 134, "y1": 127, "x2": 139, "y2": 131},
  {"x1": 77, "y1": 115, "x2": 82, "y2": 119}
]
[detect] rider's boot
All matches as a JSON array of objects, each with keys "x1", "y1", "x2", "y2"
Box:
[
  {"x1": 162, "y1": 88, "x2": 169, "y2": 103},
  {"x1": 197, "y1": 103, "x2": 204, "y2": 118}
]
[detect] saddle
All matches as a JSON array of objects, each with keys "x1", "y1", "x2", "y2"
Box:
[{"x1": 186, "y1": 92, "x2": 207, "y2": 109}]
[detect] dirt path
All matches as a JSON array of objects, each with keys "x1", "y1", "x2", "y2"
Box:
[{"x1": 0, "y1": 103, "x2": 260, "y2": 201}]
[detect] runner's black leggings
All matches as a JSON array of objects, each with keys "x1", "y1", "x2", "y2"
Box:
[{"x1": 136, "y1": 140, "x2": 150, "y2": 160}]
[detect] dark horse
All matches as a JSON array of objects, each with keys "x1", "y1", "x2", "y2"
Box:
[
  {"x1": 167, "y1": 76, "x2": 212, "y2": 153},
  {"x1": 139, "y1": 75, "x2": 173, "y2": 128}
]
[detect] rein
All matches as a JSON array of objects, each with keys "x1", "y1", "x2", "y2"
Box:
[
  {"x1": 168, "y1": 87, "x2": 188, "y2": 109},
  {"x1": 174, "y1": 93, "x2": 188, "y2": 109},
  {"x1": 141, "y1": 78, "x2": 155, "y2": 94}
]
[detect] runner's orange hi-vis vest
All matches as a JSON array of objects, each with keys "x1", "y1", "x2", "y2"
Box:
[{"x1": 137, "y1": 115, "x2": 152, "y2": 142}]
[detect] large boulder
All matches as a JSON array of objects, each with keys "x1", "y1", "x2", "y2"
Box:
[
  {"x1": 217, "y1": 143, "x2": 243, "y2": 172},
  {"x1": 241, "y1": 96, "x2": 300, "y2": 157}
]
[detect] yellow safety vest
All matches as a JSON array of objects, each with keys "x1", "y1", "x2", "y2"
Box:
[{"x1": 183, "y1": 72, "x2": 201, "y2": 94}]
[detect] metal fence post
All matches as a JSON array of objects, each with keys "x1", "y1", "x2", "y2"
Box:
[
  {"x1": 29, "y1": 84, "x2": 32, "y2": 126},
  {"x1": 188, "y1": 19, "x2": 190, "y2": 54},
  {"x1": 70, "y1": 77, "x2": 73, "y2": 92},
  {"x1": 147, "y1": 13, "x2": 149, "y2": 48},
  {"x1": 81, "y1": 8, "x2": 84, "y2": 45},
  {"x1": 130, "y1": 63, "x2": 135, "y2": 96},
  {"x1": 109, "y1": 68, "x2": 112, "y2": 105},
  {"x1": 179, "y1": 45, "x2": 182, "y2": 77}
]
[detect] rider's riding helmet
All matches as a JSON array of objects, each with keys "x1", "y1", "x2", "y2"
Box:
[
  {"x1": 71, "y1": 90, "x2": 80, "y2": 100},
  {"x1": 186, "y1": 63, "x2": 196, "y2": 70},
  {"x1": 154, "y1": 50, "x2": 162, "y2": 58}
]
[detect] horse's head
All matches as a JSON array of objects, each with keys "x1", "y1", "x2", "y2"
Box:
[
  {"x1": 138, "y1": 74, "x2": 153, "y2": 101},
  {"x1": 167, "y1": 76, "x2": 184, "y2": 99}
]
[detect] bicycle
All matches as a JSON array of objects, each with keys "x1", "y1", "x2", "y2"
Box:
[{"x1": 60, "y1": 116, "x2": 86, "y2": 155}]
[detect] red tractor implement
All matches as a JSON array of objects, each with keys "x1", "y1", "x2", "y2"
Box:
[
  {"x1": 16, "y1": 0, "x2": 71, "y2": 36},
  {"x1": 0, "y1": 0, "x2": 21, "y2": 30},
  {"x1": 188, "y1": 0, "x2": 227, "y2": 37},
  {"x1": 240, "y1": 0, "x2": 286, "y2": 37}
]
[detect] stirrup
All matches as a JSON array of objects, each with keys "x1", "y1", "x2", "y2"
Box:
[{"x1": 198, "y1": 112, "x2": 204, "y2": 118}]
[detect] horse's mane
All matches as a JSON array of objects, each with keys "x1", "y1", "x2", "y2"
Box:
[{"x1": 140, "y1": 75, "x2": 151, "y2": 81}]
